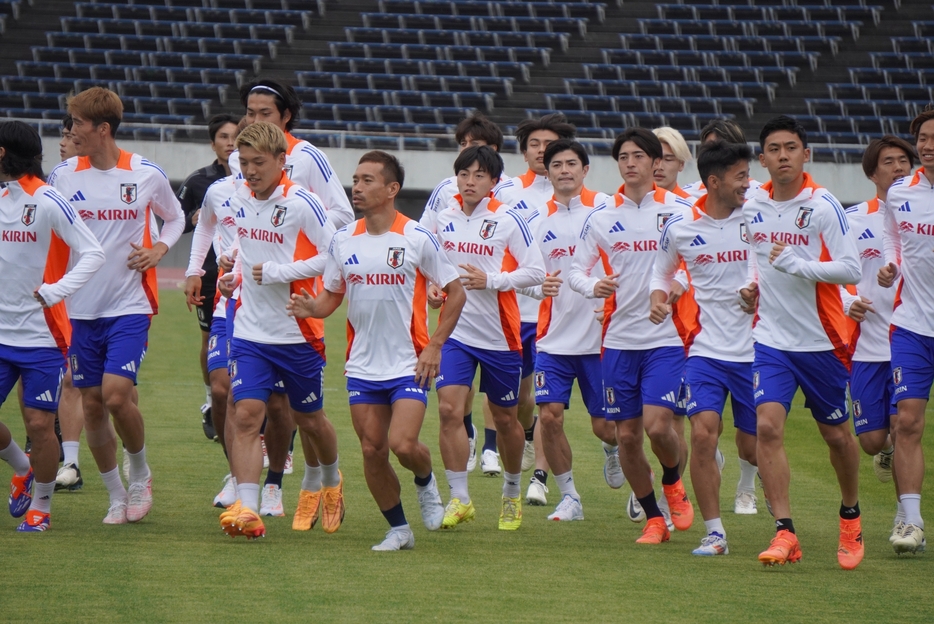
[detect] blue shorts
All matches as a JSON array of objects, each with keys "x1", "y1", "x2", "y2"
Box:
[
  {"x1": 752, "y1": 343, "x2": 849, "y2": 425},
  {"x1": 437, "y1": 338, "x2": 522, "y2": 407},
  {"x1": 0, "y1": 344, "x2": 66, "y2": 411},
  {"x1": 850, "y1": 361, "x2": 895, "y2": 435},
  {"x1": 347, "y1": 376, "x2": 428, "y2": 406},
  {"x1": 229, "y1": 338, "x2": 324, "y2": 413},
  {"x1": 601, "y1": 346, "x2": 685, "y2": 421},
  {"x1": 533, "y1": 352, "x2": 604, "y2": 417},
  {"x1": 520, "y1": 321, "x2": 537, "y2": 379},
  {"x1": 891, "y1": 326, "x2": 934, "y2": 403},
  {"x1": 206, "y1": 316, "x2": 228, "y2": 374},
  {"x1": 684, "y1": 356, "x2": 757, "y2": 436},
  {"x1": 69, "y1": 315, "x2": 151, "y2": 388}
]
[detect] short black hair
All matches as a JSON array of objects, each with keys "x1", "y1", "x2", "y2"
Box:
[
  {"x1": 515, "y1": 112, "x2": 576, "y2": 153},
  {"x1": 759, "y1": 115, "x2": 808, "y2": 150},
  {"x1": 61, "y1": 114, "x2": 73, "y2": 132},
  {"x1": 240, "y1": 79, "x2": 301, "y2": 131},
  {"x1": 208, "y1": 113, "x2": 240, "y2": 142},
  {"x1": 358, "y1": 150, "x2": 405, "y2": 188},
  {"x1": 700, "y1": 118, "x2": 747, "y2": 144},
  {"x1": 0, "y1": 121, "x2": 45, "y2": 180},
  {"x1": 862, "y1": 135, "x2": 916, "y2": 178},
  {"x1": 454, "y1": 114, "x2": 504, "y2": 151},
  {"x1": 697, "y1": 140, "x2": 754, "y2": 187},
  {"x1": 612, "y1": 128, "x2": 663, "y2": 161},
  {"x1": 453, "y1": 145, "x2": 503, "y2": 182},
  {"x1": 543, "y1": 139, "x2": 589, "y2": 169},
  {"x1": 909, "y1": 104, "x2": 934, "y2": 140}
]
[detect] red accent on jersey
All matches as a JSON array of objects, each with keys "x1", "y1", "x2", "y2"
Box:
[{"x1": 42, "y1": 232, "x2": 72, "y2": 355}]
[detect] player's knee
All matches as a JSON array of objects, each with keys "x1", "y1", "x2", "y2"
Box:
[
  {"x1": 437, "y1": 400, "x2": 462, "y2": 424},
  {"x1": 615, "y1": 425, "x2": 640, "y2": 449},
  {"x1": 362, "y1": 439, "x2": 389, "y2": 464},
  {"x1": 690, "y1": 424, "x2": 718, "y2": 452},
  {"x1": 22, "y1": 410, "x2": 53, "y2": 437},
  {"x1": 819, "y1": 423, "x2": 853, "y2": 449},
  {"x1": 210, "y1": 378, "x2": 229, "y2": 401},
  {"x1": 538, "y1": 406, "x2": 563, "y2": 431},
  {"x1": 389, "y1": 438, "x2": 418, "y2": 463}
]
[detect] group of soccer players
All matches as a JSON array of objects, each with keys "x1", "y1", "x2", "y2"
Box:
[{"x1": 0, "y1": 78, "x2": 932, "y2": 569}]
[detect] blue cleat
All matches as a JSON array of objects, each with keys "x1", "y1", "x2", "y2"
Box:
[
  {"x1": 9, "y1": 469, "x2": 34, "y2": 518},
  {"x1": 16, "y1": 509, "x2": 50, "y2": 532}
]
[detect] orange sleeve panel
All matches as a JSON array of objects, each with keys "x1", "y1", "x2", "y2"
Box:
[{"x1": 43, "y1": 232, "x2": 72, "y2": 354}]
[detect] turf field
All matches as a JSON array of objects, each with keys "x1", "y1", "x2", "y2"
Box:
[{"x1": 1, "y1": 289, "x2": 932, "y2": 623}]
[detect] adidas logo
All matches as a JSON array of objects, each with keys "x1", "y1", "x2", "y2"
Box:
[
  {"x1": 70, "y1": 190, "x2": 86, "y2": 202},
  {"x1": 35, "y1": 390, "x2": 54, "y2": 402},
  {"x1": 344, "y1": 254, "x2": 359, "y2": 265},
  {"x1": 689, "y1": 235, "x2": 706, "y2": 247},
  {"x1": 751, "y1": 212, "x2": 764, "y2": 224},
  {"x1": 442, "y1": 222, "x2": 455, "y2": 232},
  {"x1": 121, "y1": 361, "x2": 137, "y2": 373},
  {"x1": 609, "y1": 221, "x2": 625, "y2": 233},
  {"x1": 301, "y1": 392, "x2": 319, "y2": 404},
  {"x1": 661, "y1": 391, "x2": 677, "y2": 404},
  {"x1": 898, "y1": 202, "x2": 911, "y2": 212},
  {"x1": 236, "y1": 208, "x2": 245, "y2": 218},
  {"x1": 543, "y1": 230, "x2": 557, "y2": 243},
  {"x1": 857, "y1": 228, "x2": 875, "y2": 240},
  {"x1": 500, "y1": 391, "x2": 516, "y2": 402}
]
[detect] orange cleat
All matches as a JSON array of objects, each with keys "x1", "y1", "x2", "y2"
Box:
[
  {"x1": 321, "y1": 471, "x2": 345, "y2": 534},
  {"x1": 758, "y1": 530, "x2": 802, "y2": 566},
  {"x1": 838, "y1": 517, "x2": 864, "y2": 570},
  {"x1": 662, "y1": 479, "x2": 694, "y2": 531},
  {"x1": 233, "y1": 508, "x2": 266, "y2": 540},
  {"x1": 636, "y1": 516, "x2": 671, "y2": 544},
  {"x1": 293, "y1": 489, "x2": 322, "y2": 531},
  {"x1": 220, "y1": 500, "x2": 242, "y2": 537}
]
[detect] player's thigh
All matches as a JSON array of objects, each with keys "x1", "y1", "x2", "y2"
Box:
[{"x1": 349, "y1": 401, "x2": 392, "y2": 450}]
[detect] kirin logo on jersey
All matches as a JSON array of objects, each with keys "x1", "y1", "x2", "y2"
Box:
[
  {"x1": 795, "y1": 207, "x2": 813, "y2": 230},
  {"x1": 283, "y1": 164, "x2": 294, "y2": 179},
  {"x1": 271, "y1": 205, "x2": 287, "y2": 227},
  {"x1": 79, "y1": 209, "x2": 94, "y2": 221},
  {"x1": 740, "y1": 222, "x2": 749, "y2": 243},
  {"x1": 611, "y1": 241, "x2": 631, "y2": 253},
  {"x1": 21, "y1": 204, "x2": 36, "y2": 226},
  {"x1": 657, "y1": 212, "x2": 674, "y2": 232},
  {"x1": 860, "y1": 248, "x2": 882, "y2": 259},
  {"x1": 443, "y1": 240, "x2": 456, "y2": 252},
  {"x1": 120, "y1": 183, "x2": 137, "y2": 205},
  {"x1": 899, "y1": 221, "x2": 913, "y2": 233},
  {"x1": 347, "y1": 273, "x2": 365, "y2": 285},
  {"x1": 694, "y1": 254, "x2": 715, "y2": 266},
  {"x1": 548, "y1": 248, "x2": 570, "y2": 259},
  {"x1": 605, "y1": 387, "x2": 615, "y2": 405},
  {"x1": 534, "y1": 371, "x2": 545, "y2": 389},
  {"x1": 238, "y1": 227, "x2": 248, "y2": 238},
  {"x1": 220, "y1": 216, "x2": 237, "y2": 228},
  {"x1": 479, "y1": 219, "x2": 497, "y2": 240},
  {"x1": 753, "y1": 231, "x2": 768, "y2": 244},
  {"x1": 387, "y1": 247, "x2": 405, "y2": 269}
]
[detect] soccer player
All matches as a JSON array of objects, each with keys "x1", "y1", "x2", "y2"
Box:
[
  {"x1": 741, "y1": 115, "x2": 863, "y2": 569},
  {"x1": 568, "y1": 128, "x2": 695, "y2": 544},
  {"x1": 652, "y1": 127, "x2": 693, "y2": 200},
  {"x1": 843, "y1": 136, "x2": 914, "y2": 545},
  {"x1": 877, "y1": 108, "x2": 934, "y2": 555},
  {"x1": 519, "y1": 139, "x2": 622, "y2": 521},
  {"x1": 288, "y1": 151, "x2": 467, "y2": 550},
  {"x1": 434, "y1": 145, "x2": 545, "y2": 531},
  {"x1": 682, "y1": 119, "x2": 762, "y2": 199},
  {"x1": 651, "y1": 141, "x2": 758, "y2": 556},
  {"x1": 177, "y1": 113, "x2": 240, "y2": 440},
  {"x1": 48, "y1": 87, "x2": 186, "y2": 525},
  {"x1": 217, "y1": 122, "x2": 340, "y2": 540},
  {"x1": 0, "y1": 120, "x2": 104, "y2": 530}
]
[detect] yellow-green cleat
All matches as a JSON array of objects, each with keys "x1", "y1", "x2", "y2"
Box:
[
  {"x1": 440, "y1": 498, "x2": 476, "y2": 529},
  {"x1": 498, "y1": 496, "x2": 522, "y2": 531}
]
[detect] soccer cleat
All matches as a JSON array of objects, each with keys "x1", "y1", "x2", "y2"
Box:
[
  {"x1": 17, "y1": 509, "x2": 50, "y2": 532},
  {"x1": 890, "y1": 520, "x2": 905, "y2": 544},
  {"x1": 603, "y1": 446, "x2": 625, "y2": 489},
  {"x1": 892, "y1": 524, "x2": 926, "y2": 555},
  {"x1": 126, "y1": 477, "x2": 153, "y2": 522},
  {"x1": 259, "y1": 484, "x2": 284, "y2": 517},
  {"x1": 838, "y1": 517, "x2": 864, "y2": 570},
  {"x1": 293, "y1": 489, "x2": 322, "y2": 531},
  {"x1": 693, "y1": 532, "x2": 729, "y2": 556},
  {"x1": 873, "y1": 449, "x2": 893, "y2": 483},
  {"x1": 758, "y1": 530, "x2": 802, "y2": 566},
  {"x1": 219, "y1": 500, "x2": 242, "y2": 536},
  {"x1": 716, "y1": 448, "x2": 725, "y2": 473},
  {"x1": 372, "y1": 526, "x2": 415, "y2": 551},
  {"x1": 201, "y1": 403, "x2": 216, "y2": 441},
  {"x1": 526, "y1": 477, "x2": 548, "y2": 506},
  {"x1": 213, "y1": 474, "x2": 238, "y2": 509},
  {"x1": 480, "y1": 449, "x2": 501, "y2": 477},
  {"x1": 547, "y1": 494, "x2": 584, "y2": 521},
  {"x1": 416, "y1": 475, "x2": 445, "y2": 531},
  {"x1": 636, "y1": 516, "x2": 670, "y2": 544},
  {"x1": 321, "y1": 471, "x2": 344, "y2": 534},
  {"x1": 283, "y1": 451, "x2": 294, "y2": 475},
  {"x1": 230, "y1": 508, "x2": 266, "y2": 540},
  {"x1": 734, "y1": 490, "x2": 758, "y2": 515},
  {"x1": 521, "y1": 440, "x2": 535, "y2": 472},
  {"x1": 440, "y1": 498, "x2": 476, "y2": 529},
  {"x1": 627, "y1": 491, "x2": 646, "y2": 522},
  {"x1": 466, "y1": 425, "x2": 478, "y2": 472},
  {"x1": 9, "y1": 468, "x2": 34, "y2": 518},
  {"x1": 498, "y1": 496, "x2": 522, "y2": 531},
  {"x1": 261, "y1": 435, "x2": 269, "y2": 469},
  {"x1": 662, "y1": 479, "x2": 694, "y2": 531},
  {"x1": 55, "y1": 463, "x2": 83, "y2": 491},
  {"x1": 103, "y1": 500, "x2": 128, "y2": 525}
]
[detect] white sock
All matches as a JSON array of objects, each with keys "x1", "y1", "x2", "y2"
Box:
[
  {"x1": 503, "y1": 471, "x2": 521, "y2": 499},
  {"x1": 62, "y1": 441, "x2": 80, "y2": 467},
  {"x1": 896, "y1": 501, "x2": 906, "y2": 523},
  {"x1": 704, "y1": 517, "x2": 726, "y2": 538},
  {"x1": 101, "y1": 467, "x2": 126, "y2": 503},
  {"x1": 602, "y1": 441, "x2": 618, "y2": 456},
  {"x1": 127, "y1": 446, "x2": 150, "y2": 484},
  {"x1": 554, "y1": 470, "x2": 580, "y2": 500},
  {"x1": 880, "y1": 445, "x2": 894, "y2": 456},
  {"x1": 31, "y1": 481, "x2": 54, "y2": 514},
  {"x1": 204, "y1": 384, "x2": 211, "y2": 405},
  {"x1": 0, "y1": 440, "x2": 31, "y2": 475},
  {"x1": 320, "y1": 458, "x2": 340, "y2": 488},
  {"x1": 737, "y1": 459, "x2": 757, "y2": 492},
  {"x1": 900, "y1": 493, "x2": 923, "y2": 527},
  {"x1": 445, "y1": 470, "x2": 469, "y2": 504},
  {"x1": 301, "y1": 463, "x2": 322, "y2": 492},
  {"x1": 238, "y1": 483, "x2": 260, "y2": 512}
]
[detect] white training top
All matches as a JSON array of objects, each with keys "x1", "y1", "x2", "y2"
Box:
[{"x1": 420, "y1": 173, "x2": 514, "y2": 234}]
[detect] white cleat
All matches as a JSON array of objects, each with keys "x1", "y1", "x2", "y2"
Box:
[
  {"x1": 893, "y1": 524, "x2": 926, "y2": 555},
  {"x1": 658, "y1": 494, "x2": 675, "y2": 532},
  {"x1": 103, "y1": 500, "x2": 128, "y2": 525},
  {"x1": 372, "y1": 526, "x2": 415, "y2": 551},
  {"x1": 627, "y1": 491, "x2": 645, "y2": 522},
  {"x1": 213, "y1": 474, "x2": 238, "y2": 509},
  {"x1": 526, "y1": 477, "x2": 548, "y2": 506},
  {"x1": 891, "y1": 520, "x2": 905, "y2": 544},
  {"x1": 466, "y1": 425, "x2": 478, "y2": 472},
  {"x1": 521, "y1": 440, "x2": 535, "y2": 472},
  {"x1": 55, "y1": 463, "x2": 83, "y2": 491},
  {"x1": 547, "y1": 494, "x2": 584, "y2": 521},
  {"x1": 692, "y1": 532, "x2": 729, "y2": 556},
  {"x1": 480, "y1": 449, "x2": 501, "y2": 477},
  {"x1": 416, "y1": 474, "x2": 444, "y2": 531},
  {"x1": 259, "y1": 484, "x2": 285, "y2": 517},
  {"x1": 126, "y1": 477, "x2": 153, "y2": 522},
  {"x1": 873, "y1": 449, "x2": 893, "y2": 483},
  {"x1": 734, "y1": 490, "x2": 758, "y2": 515},
  {"x1": 284, "y1": 452, "x2": 294, "y2": 475},
  {"x1": 716, "y1": 448, "x2": 725, "y2": 473},
  {"x1": 603, "y1": 444, "x2": 625, "y2": 489}
]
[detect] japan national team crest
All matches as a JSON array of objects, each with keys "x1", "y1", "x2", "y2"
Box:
[
  {"x1": 479, "y1": 219, "x2": 497, "y2": 240},
  {"x1": 893, "y1": 367, "x2": 902, "y2": 385},
  {"x1": 795, "y1": 207, "x2": 813, "y2": 230},
  {"x1": 605, "y1": 387, "x2": 616, "y2": 406},
  {"x1": 740, "y1": 222, "x2": 748, "y2": 243},
  {"x1": 229, "y1": 360, "x2": 238, "y2": 379},
  {"x1": 387, "y1": 247, "x2": 405, "y2": 269},
  {"x1": 852, "y1": 399, "x2": 862, "y2": 419},
  {"x1": 657, "y1": 212, "x2": 674, "y2": 232},
  {"x1": 534, "y1": 371, "x2": 545, "y2": 389},
  {"x1": 208, "y1": 335, "x2": 217, "y2": 351},
  {"x1": 21, "y1": 204, "x2": 36, "y2": 226},
  {"x1": 70, "y1": 354, "x2": 79, "y2": 372},
  {"x1": 753, "y1": 370, "x2": 760, "y2": 389},
  {"x1": 283, "y1": 164, "x2": 294, "y2": 179},
  {"x1": 271, "y1": 205, "x2": 287, "y2": 227},
  {"x1": 120, "y1": 183, "x2": 137, "y2": 205}
]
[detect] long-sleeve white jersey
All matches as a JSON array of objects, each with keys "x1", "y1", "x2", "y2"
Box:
[
  {"x1": 651, "y1": 195, "x2": 754, "y2": 362},
  {"x1": 324, "y1": 212, "x2": 460, "y2": 380},
  {"x1": 230, "y1": 174, "x2": 335, "y2": 351},
  {"x1": 883, "y1": 168, "x2": 934, "y2": 338},
  {"x1": 419, "y1": 173, "x2": 513, "y2": 233},
  {"x1": 48, "y1": 150, "x2": 184, "y2": 319},
  {"x1": 229, "y1": 132, "x2": 354, "y2": 229},
  {"x1": 435, "y1": 195, "x2": 546, "y2": 352},
  {"x1": 568, "y1": 185, "x2": 693, "y2": 350},
  {"x1": 743, "y1": 173, "x2": 860, "y2": 357},
  {"x1": 0, "y1": 175, "x2": 104, "y2": 351},
  {"x1": 528, "y1": 188, "x2": 610, "y2": 356}
]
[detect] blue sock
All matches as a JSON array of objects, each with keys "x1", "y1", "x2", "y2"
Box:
[
  {"x1": 414, "y1": 471, "x2": 432, "y2": 487},
  {"x1": 381, "y1": 502, "x2": 407, "y2": 528},
  {"x1": 482, "y1": 428, "x2": 497, "y2": 453},
  {"x1": 464, "y1": 412, "x2": 474, "y2": 438},
  {"x1": 661, "y1": 462, "x2": 681, "y2": 486},
  {"x1": 265, "y1": 469, "x2": 283, "y2": 488},
  {"x1": 638, "y1": 491, "x2": 663, "y2": 520}
]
